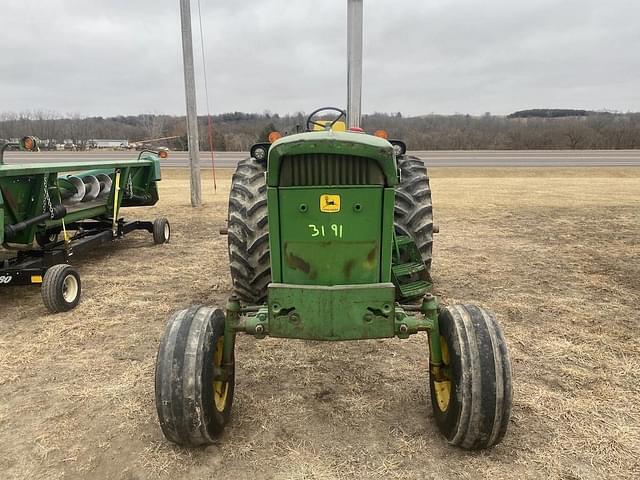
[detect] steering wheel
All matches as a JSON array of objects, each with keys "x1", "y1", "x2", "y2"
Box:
[{"x1": 306, "y1": 107, "x2": 347, "y2": 131}]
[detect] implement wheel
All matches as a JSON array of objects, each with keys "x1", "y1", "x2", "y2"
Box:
[
  {"x1": 36, "y1": 232, "x2": 59, "y2": 249},
  {"x1": 155, "y1": 306, "x2": 235, "y2": 446},
  {"x1": 41, "y1": 264, "x2": 81, "y2": 313},
  {"x1": 429, "y1": 304, "x2": 512, "y2": 449},
  {"x1": 394, "y1": 155, "x2": 434, "y2": 277},
  {"x1": 227, "y1": 157, "x2": 270, "y2": 303},
  {"x1": 153, "y1": 217, "x2": 171, "y2": 244}
]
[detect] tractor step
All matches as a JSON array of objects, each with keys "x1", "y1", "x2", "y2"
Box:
[
  {"x1": 398, "y1": 280, "x2": 431, "y2": 299},
  {"x1": 392, "y1": 261, "x2": 426, "y2": 277},
  {"x1": 395, "y1": 235, "x2": 414, "y2": 247}
]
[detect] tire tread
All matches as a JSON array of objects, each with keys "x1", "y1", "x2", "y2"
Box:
[
  {"x1": 431, "y1": 304, "x2": 512, "y2": 449},
  {"x1": 153, "y1": 217, "x2": 170, "y2": 244},
  {"x1": 155, "y1": 306, "x2": 233, "y2": 446},
  {"x1": 227, "y1": 158, "x2": 270, "y2": 303},
  {"x1": 394, "y1": 155, "x2": 434, "y2": 275},
  {"x1": 41, "y1": 264, "x2": 81, "y2": 313}
]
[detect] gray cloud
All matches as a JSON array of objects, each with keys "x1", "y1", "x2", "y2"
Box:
[{"x1": 1, "y1": 0, "x2": 638, "y2": 116}]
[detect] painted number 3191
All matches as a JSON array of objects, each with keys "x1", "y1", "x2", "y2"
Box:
[
  {"x1": 0, "y1": 275, "x2": 13, "y2": 284},
  {"x1": 308, "y1": 224, "x2": 344, "y2": 238}
]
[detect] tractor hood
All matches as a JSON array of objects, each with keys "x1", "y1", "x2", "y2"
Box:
[{"x1": 266, "y1": 130, "x2": 398, "y2": 187}]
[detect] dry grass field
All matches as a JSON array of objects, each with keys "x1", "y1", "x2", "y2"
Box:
[{"x1": 1, "y1": 167, "x2": 639, "y2": 480}]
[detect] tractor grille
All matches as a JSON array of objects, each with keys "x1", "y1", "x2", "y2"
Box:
[{"x1": 279, "y1": 154, "x2": 384, "y2": 186}]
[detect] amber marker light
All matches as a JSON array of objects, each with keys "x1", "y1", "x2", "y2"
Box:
[
  {"x1": 268, "y1": 131, "x2": 282, "y2": 143},
  {"x1": 374, "y1": 130, "x2": 389, "y2": 140}
]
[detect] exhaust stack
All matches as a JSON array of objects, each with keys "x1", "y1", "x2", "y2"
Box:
[{"x1": 347, "y1": 0, "x2": 363, "y2": 129}]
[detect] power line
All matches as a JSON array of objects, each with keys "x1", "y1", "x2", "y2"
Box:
[{"x1": 196, "y1": 0, "x2": 217, "y2": 192}]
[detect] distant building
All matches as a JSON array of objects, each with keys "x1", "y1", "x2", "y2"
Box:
[{"x1": 88, "y1": 139, "x2": 129, "y2": 149}]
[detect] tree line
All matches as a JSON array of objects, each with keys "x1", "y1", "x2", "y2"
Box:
[{"x1": 1, "y1": 110, "x2": 639, "y2": 151}]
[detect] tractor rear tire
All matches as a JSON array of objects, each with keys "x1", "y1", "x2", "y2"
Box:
[
  {"x1": 429, "y1": 304, "x2": 512, "y2": 449},
  {"x1": 41, "y1": 264, "x2": 81, "y2": 313},
  {"x1": 155, "y1": 306, "x2": 235, "y2": 447},
  {"x1": 394, "y1": 155, "x2": 434, "y2": 277},
  {"x1": 228, "y1": 157, "x2": 270, "y2": 303}
]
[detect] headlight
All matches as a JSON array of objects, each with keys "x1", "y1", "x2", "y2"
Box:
[
  {"x1": 253, "y1": 146, "x2": 266, "y2": 161},
  {"x1": 390, "y1": 140, "x2": 407, "y2": 157}
]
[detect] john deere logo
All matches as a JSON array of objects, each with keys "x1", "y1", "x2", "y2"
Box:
[{"x1": 320, "y1": 194, "x2": 341, "y2": 213}]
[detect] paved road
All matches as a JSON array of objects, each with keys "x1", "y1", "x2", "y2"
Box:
[{"x1": 3, "y1": 150, "x2": 640, "y2": 167}]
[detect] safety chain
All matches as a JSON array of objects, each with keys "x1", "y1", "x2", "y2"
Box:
[
  {"x1": 125, "y1": 174, "x2": 134, "y2": 198},
  {"x1": 42, "y1": 174, "x2": 55, "y2": 219}
]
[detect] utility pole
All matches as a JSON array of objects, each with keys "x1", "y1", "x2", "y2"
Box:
[
  {"x1": 179, "y1": 0, "x2": 202, "y2": 207},
  {"x1": 347, "y1": 0, "x2": 363, "y2": 129}
]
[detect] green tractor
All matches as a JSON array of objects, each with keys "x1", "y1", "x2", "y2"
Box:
[{"x1": 154, "y1": 107, "x2": 512, "y2": 450}]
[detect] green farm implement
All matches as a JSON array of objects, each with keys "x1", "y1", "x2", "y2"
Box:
[{"x1": 0, "y1": 137, "x2": 170, "y2": 313}]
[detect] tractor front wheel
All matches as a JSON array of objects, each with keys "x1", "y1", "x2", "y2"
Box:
[
  {"x1": 155, "y1": 306, "x2": 235, "y2": 446},
  {"x1": 429, "y1": 304, "x2": 512, "y2": 449}
]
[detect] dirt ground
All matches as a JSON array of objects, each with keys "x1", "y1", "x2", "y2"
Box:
[{"x1": 1, "y1": 166, "x2": 639, "y2": 480}]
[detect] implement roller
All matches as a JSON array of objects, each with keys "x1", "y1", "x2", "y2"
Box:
[{"x1": 0, "y1": 137, "x2": 171, "y2": 313}]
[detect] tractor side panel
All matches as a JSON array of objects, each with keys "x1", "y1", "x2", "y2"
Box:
[{"x1": 278, "y1": 186, "x2": 383, "y2": 285}]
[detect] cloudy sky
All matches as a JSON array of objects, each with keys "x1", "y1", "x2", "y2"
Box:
[{"x1": 1, "y1": 0, "x2": 638, "y2": 117}]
